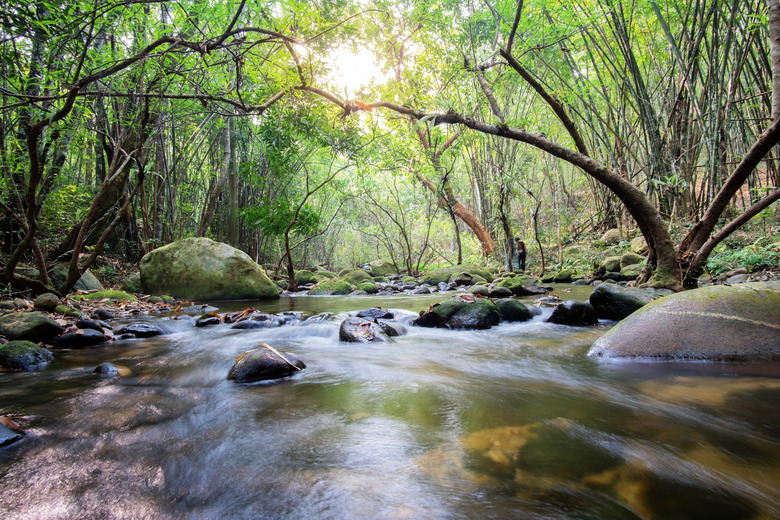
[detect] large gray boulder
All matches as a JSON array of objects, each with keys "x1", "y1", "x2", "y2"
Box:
[
  {"x1": 140, "y1": 237, "x2": 280, "y2": 301},
  {"x1": 589, "y1": 284, "x2": 671, "y2": 320},
  {"x1": 50, "y1": 264, "x2": 103, "y2": 292},
  {"x1": 588, "y1": 282, "x2": 780, "y2": 361}
]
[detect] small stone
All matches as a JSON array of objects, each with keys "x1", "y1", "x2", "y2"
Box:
[{"x1": 53, "y1": 329, "x2": 108, "y2": 348}]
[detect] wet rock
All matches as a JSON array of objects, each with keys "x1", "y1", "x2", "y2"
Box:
[
  {"x1": 33, "y1": 293, "x2": 60, "y2": 312},
  {"x1": 356, "y1": 308, "x2": 394, "y2": 320},
  {"x1": 588, "y1": 282, "x2": 780, "y2": 361},
  {"x1": 376, "y1": 320, "x2": 407, "y2": 337},
  {"x1": 488, "y1": 286, "x2": 514, "y2": 298},
  {"x1": 357, "y1": 282, "x2": 379, "y2": 294},
  {"x1": 94, "y1": 362, "x2": 119, "y2": 377},
  {"x1": 339, "y1": 317, "x2": 389, "y2": 343},
  {"x1": 437, "y1": 282, "x2": 451, "y2": 292},
  {"x1": 0, "y1": 301, "x2": 15, "y2": 311},
  {"x1": 494, "y1": 298, "x2": 534, "y2": 323},
  {"x1": 53, "y1": 329, "x2": 108, "y2": 348},
  {"x1": 195, "y1": 314, "x2": 222, "y2": 327},
  {"x1": 232, "y1": 319, "x2": 281, "y2": 330},
  {"x1": 227, "y1": 345, "x2": 305, "y2": 382},
  {"x1": 0, "y1": 312, "x2": 64, "y2": 342},
  {"x1": 0, "y1": 340, "x2": 54, "y2": 371},
  {"x1": 470, "y1": 285, "x2": 490, "y2": 297},
  {"x1": 414, "y1": 295, "x2": 500, "y2": 330},
  {"x1": 547, "y1": 300, "x2": 598, "y2": 326},
  {"x1": 92, "y1": 309, "x2": 114, "y2": 320},
  {"x1": 76, "y1": 317, "x2": 105, "y2": 333},
  {"x1": 589, "y1": 284, "x2": 670, "y2": 321},
  {"x1": 115, "y1": 323, "x2": 162, "y2": 338},
  {"x1": 0, "y1": 423, "x2": 22, "y2": 447}
]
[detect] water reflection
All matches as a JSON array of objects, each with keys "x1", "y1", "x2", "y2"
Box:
[{"x1": 0, "y1": 292, "x2": 779, "y2": 519}]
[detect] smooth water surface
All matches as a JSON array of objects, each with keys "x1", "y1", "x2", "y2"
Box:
[{"x1": 1, "y1": 289, "x2": 779, "y2": 519}]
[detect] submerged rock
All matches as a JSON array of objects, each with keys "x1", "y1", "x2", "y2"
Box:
[
  {"x1": 0, "y1": 340, "x2": 54, "y2": 371},
  {"x1": 588, "y1": 282, "x2": 780, "y2": 361},
  {"x1": 227, "y1": 344, "x2": 305, "y2": 382},
  {"x1": 0, "y1": 423, "x2": 23, "y2": 447}
]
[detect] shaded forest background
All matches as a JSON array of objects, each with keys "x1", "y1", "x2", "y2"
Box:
[{"x1": 1, "y1": 0, "x2": 779, "y2": 295}]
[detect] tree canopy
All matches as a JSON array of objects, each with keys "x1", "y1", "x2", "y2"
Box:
[{"x1": 1, "y1": 0, "x2": 778, "y2": 293}]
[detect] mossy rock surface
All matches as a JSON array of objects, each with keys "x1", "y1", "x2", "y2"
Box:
[
  {"x1": 368, "y1": 259, "x2": 397, "y2": 277},
  {"x1": 553, "y1": 270, "x2": 574, "y2": 283},
  {"x1": 630, "y1": 236, "x2": 648, "y2": 254},
  {"x1": 357, "y1": 282, "x2": 379, "y2": 294},
  {"x1": 495, "y1": 275, "x2": 547, "y2": 296},
  {"x1": 121, "y1": 272, "x2": 142, "y2": 293},
  {"x1": 620, "y1": 264, "x2": 644, "y2": 279},
  {"x1": 495, "y1": 298, "x2": 534, "y2": 322},
  {"x1": 588, "y1": 282, "x2": 780, "y2": 361},
  {"x1": 600, "y1": 229, "x2": 622, "y2": 245},
  {"x1": 599, "y1": 256, "x2": 622, "y2": 273},
  {"x1": 341, "y1": 269, "x2": 373, "y2": 285},
  {"x1": 0, "y1": 312, "x2": 64, "y2": 342},
  {"x1": 620, "y1": 252, "x2": 645, "y2": 268},
  {"x1": 414, "y1": 296, "x2": 500, "y2": 330},
  {"x1": 308, "y1": 279, "x2": 353, "y2": 296},
  {"x1": 140, "y1": 237, "x2": 280, "y2": 301},
  {"x1": 74, "y1": 290, "x2": 137, "y2": 301},
  {"x1": 420, "y1": 265, "x2": 494, "y2": 285},
  {"x1": 294, "y1": 269, "x2": 318, "y2": 285},
  {"x1": 0, "y1": 340, "x2": 54, "y2": 371}
]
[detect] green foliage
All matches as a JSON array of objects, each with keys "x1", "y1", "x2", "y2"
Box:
[
  {"x1": 39, "y1": 184, "x2": 91, "y2": 237},
  {"x1": 242, "y1": 199, "x2": 321, "y2": 237},
  {"x1": 706, "y1": 238, "x2": 780, "y2": 275}
]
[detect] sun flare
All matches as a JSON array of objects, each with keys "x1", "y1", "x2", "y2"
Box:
[{"x1": 325, "y1": 46, "x2": 389, "y2": 98}]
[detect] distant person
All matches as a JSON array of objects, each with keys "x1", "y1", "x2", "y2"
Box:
[
  {"x1": 515, "y1": 238, "x2": 526, "y2": 272},
  {"x1": 362, "y1": 263, "x2": 373, "y2": 273}
]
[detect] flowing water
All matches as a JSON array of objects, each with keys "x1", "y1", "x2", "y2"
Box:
[{"x1": 1, "y1": 286, "x2": 779, "y2": 519}]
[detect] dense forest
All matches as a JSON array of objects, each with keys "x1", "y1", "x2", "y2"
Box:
[{"x1": 1, "y1": 0, "x2": 779, "y2": 295}]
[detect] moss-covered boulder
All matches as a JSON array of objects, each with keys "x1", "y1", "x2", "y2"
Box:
[
  {"x1": 620, "y1": 264, "x2": 644, "y2": 280},
  {"x1": 368, "y1": 259, "x2": 397, "y2": 277},
  {"x1": 0, "y1": 312, "x2": 64, "y2": 342},
  {"x1": 495, "y1": 298, "x2": 534, "y2": 322},
  {"x1": 553, "y1": 270, "x2": 574, "y2": 283},
  {"x1": 308, "y1": 279, "x2": 353, "y2": 295},
  {"x1": 294, "y1": 269, "x2": 318, "y2": 285},
  {"x1": 140, "y1": 237, "x2": 280, "y2": 301},
  {"x1": 414, "y1": 295, "x2": 500, "y2": 330},
  {"x1": 599, "y1": 256, "x2": 622, "y2": 273},
  {"x1": 620, "y1": 252, "x2": 645, "y2": 268},
  {"x1": 589, "y1": 284, "x2": 671, "y2": 321},
  {"x1": 588, "y1": 282, "x2": 780, "y2": 361},
  {"x1": 495, "y1": 275, "x2": 547, "y2": 296},
  {"x1": 121, "y1": 272, "x2": 142, "y2": 293},
  {"x1": 0, "y1": 340, "x2": 54, "y2": 371},
  {"x1": 357, "y1": 282, "x2": 379, "y2": 294},
  {"x1": 341, "y1": 269, "x2": 374, "y2": 286},
  {"x1": 420, "y1": 265, "x2": 494, "y2": 285}
]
